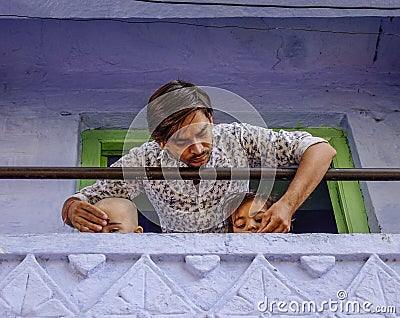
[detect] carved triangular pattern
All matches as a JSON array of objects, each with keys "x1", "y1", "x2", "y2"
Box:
[
  {"x1": 0, "y1": 254, "x2": 78, "y2": 317},
  {"x1": 87, "y1": 254, "x2": 200, "y2": 316},
  {"x1": 211, "y1": 254, "x2": 314, "y2": 317},
  {"x1": 345, "y1": 254, "x2": 400, "y2": 315}
]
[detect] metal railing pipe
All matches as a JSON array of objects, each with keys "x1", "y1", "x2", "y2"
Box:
[{"x1": 0, "y1": 167, "x2": 399, "y2": 181}]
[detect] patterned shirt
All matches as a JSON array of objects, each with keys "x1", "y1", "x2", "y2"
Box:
[{"x1": 76, "y1": 123, "x2": 327, "y2": 233}]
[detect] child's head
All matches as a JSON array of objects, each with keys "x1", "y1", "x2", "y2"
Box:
[
  {"x1": 229, "y1": 193, "x2": 275, "y2": 233},
  {"x1": 94, "y1": 198, "x2": 143, "y2": 233}
]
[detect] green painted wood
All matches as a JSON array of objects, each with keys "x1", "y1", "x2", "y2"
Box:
[
  {"x1": 100, "y1": 156, "x2": 108, "y2": 167},
  {"x1": 329, "y1": 137, "x2": 370, "y2": 233},
  {"x1": 280, "y1": 127, "x2": 346, "y2": 138},
  {"x1": 79, "y1": 132, "x2": 103, "y2": 189},
  {"x1": 327, "y1": 179, "x2": 349, "y2": 233}
]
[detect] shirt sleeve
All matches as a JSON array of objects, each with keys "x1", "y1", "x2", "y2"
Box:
[
  {"x1": 74, "y1": 146, "x2": 145, "y2": 205},
  {"x1": 229, "y1": 122, "x2": 328, "y2": 167}
]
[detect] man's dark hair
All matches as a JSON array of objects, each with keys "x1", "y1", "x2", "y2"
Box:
[{"x1": 147, "y1": 80, "x2": 213, "y2": 144}]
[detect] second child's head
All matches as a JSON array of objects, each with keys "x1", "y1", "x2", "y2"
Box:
[
  {"x1": 230, "y1": 193, "x2": 275, "y2": 233},
  {"x1": 94, "y1": 198, "x2": 143, "y2": 233}
]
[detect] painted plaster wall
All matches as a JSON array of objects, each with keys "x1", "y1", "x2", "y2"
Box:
[
  {"x1": 1, "y1": 0, "x2": 400, "y2": 18},
  {"x1": 2, "y1": 17, "x2": 399, "y2": 91}
]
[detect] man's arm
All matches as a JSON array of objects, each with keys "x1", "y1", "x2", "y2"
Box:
[
  {"x1": 258, "y1": 142, "x2": 336, "y2": 233},
  {"x1": 61, "y1": 145, "x2": 146, "y2": 232}
]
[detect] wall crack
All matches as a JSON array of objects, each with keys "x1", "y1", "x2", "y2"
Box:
[
  {"x1": 272, "y1": 38, "x2": 284, "y2": 70},
  {"x1": 373, "y1": 19, "x2": 383, "y2": 63}
]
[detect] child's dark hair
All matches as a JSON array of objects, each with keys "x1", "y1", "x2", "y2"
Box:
[{"x1": 224, "y1": 192, "x2": 276, "y2": 232}]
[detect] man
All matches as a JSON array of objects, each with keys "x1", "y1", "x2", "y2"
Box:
[{"x1": 62, "y1": 80, "x2": 336, "y2": 233}]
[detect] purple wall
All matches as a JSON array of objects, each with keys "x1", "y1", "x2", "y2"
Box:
[{"x1": 1, "y1": 17, "x2": 399, "y2": 98}]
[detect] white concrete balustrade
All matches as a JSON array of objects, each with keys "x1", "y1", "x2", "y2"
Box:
[{"x1": 0, "y1": 233, "x2": 399, "y2": 316}]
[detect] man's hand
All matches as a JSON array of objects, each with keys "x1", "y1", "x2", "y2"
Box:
[
  {"x1": 258, "y1": 142, "x2": 336, "y2": 234},
  {"x1": 64, "y1": 199, "x2": 109, "y2": 232},
  {"x1": 257, "y1": 200, "x2": 293, "y2": 233}
]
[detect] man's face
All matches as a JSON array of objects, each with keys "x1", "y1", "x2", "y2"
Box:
[
  {"x1": 232, "y1": 198, "x2": 267, "y2": 233},
  {"x1": 162, "y1": 110, "x2": 213, "y2": 167}
]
